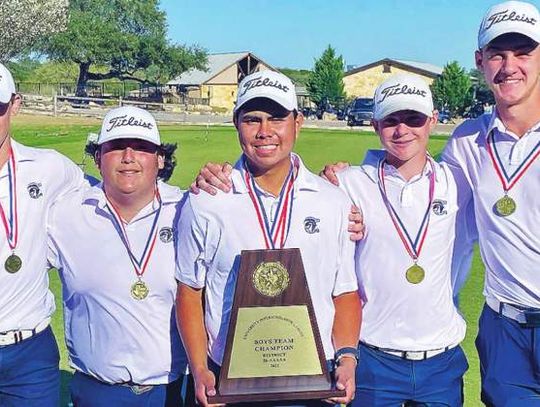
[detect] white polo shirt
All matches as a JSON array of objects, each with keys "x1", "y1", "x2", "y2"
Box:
[
  {"x1": 336, "y1": 150, "x2": 474, "y2": 351},
  {"x1": 443, "y1": 112, "x2": 540, "y2": 309},
  {"x1": 176, "y1": 154, "x2": 358, "y2": 364},
  {"x1": 0, "y1": 140, "x2": 84, "y2": 333},
  {"x1": 47, "y1": 181, "x2": 187, "y2": 385}
]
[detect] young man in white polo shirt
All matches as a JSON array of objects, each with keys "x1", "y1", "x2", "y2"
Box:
[
  {"x1": 175, "y1": 70, "x2": 361, "y2": 407},
  {"x1": 442, "y1": 1, "x2": 540, "y2": 404},
  {"x1": 338, "y1": 74, "x2": 472, "y2": 406},
  {"x1": 0, "y1": 63, "x2": 85, "y2": 405},
  {"x1": 47, "y1": 106, "x2": 188, "y2": 406}
]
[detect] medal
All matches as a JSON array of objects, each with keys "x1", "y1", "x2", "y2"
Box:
[
  {"x1": 495, "y1": 195, "x2": 516, "y2": 217},
  {"x1": 4, "y1": 253, "x2": 21, "y2": 273},
  {"x1": 105, "y1": 187, "x2": 162, "y2": 301},
  {"x1": 131, "y1": 279, "x2": 149, "y2": 300},
  {"x1": 486, "y1": 132, "x2": 540, "y2": 217},
  {"x1": 406, "y1": 264, "x2": 425, "y2": 284},
  {"x1": 0, "y1": 148, "x2": 20, "y2": 273},
  {"x1": 377, "y1": 158, "x2": 435, "y2": 285},
  {"x1": 244, "y1": 155, "x2": 297, "y2": 250}
]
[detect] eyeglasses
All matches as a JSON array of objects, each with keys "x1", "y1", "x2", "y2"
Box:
[{"x1": 379, "y1": 113, "x2": 429, "y2": 128}]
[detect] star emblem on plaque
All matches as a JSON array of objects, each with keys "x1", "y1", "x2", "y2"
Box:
[{"x1": 252, "y1": 261, "x2": 290, "y2": 297}]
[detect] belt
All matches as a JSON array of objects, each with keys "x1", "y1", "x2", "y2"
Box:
[
  {"x1": 362, "y1": 342, "x2": 457, "y2": 361},
  {"x1": 486, "y1": 297, "x2": 540, "y2": 326},
  {"x1": 0, "y1": 318, "x2": 51, "y2": 346},
  {"x1": 77, "y1": 371, "x2": 165, "y2": 396}
]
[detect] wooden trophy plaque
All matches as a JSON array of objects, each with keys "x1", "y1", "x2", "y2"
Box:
[{"x1": 207, "y1": 248, "x2": 345, "y2": 404}]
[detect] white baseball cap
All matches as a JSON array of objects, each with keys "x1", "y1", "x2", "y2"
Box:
[
  {"x1": 373, "y1": 74, "x2": 434, "y2": 121},
  {"x1": 478, "y1": 1, "x2": 540, "y2": 49},
  {"x1": 234, "y1": 70, "x2": 297, "y2": 113},
  {"x1": 0, "y1": 63, "x2": 16, "y2": 104},
  {"x1": 98, "y1": 106, "x2": 160, "y2": 145}
]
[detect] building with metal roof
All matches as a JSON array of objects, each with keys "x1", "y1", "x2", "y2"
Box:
[
  {"x1": 343, "y1": 58, "x2": 444, "y2": 98},
  {"x1": 167, "y1": 52, "x2": 276, "y2": 111}
]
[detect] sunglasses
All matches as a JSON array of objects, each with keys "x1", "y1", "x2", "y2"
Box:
[{"x1": 379, "y1": 112, "x2": 429, "y2": 128}]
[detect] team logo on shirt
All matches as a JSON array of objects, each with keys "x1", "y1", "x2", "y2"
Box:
[
  {"x1": 432, "y1": 199, "x2": 447, "y2": 216},
  {"x1": 27, "y1": 182, "x2": 42, "y2": 199},
  {"x1": 303, "y1": 217, "x2": 320, "y2": 234},
  {"x1": 159, "y1": 226, "x2": 173, "y2": 243}
]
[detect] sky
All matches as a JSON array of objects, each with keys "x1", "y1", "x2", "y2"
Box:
[{"x1": 161, "y1": 0, "x2": 540, "y2": 71}]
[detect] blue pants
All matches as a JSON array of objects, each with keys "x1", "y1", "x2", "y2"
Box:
[
  {"x1": 0, "y1": 326, "x2": 60, "y2": 407},
  {"x1": 70, "y1": 371, "x2": 187, "y2": 407},
  {"x1": 476, "y1": 303, "x2": 540, "y2": 406},
  {"x1": 352, "y1": 343, "x2": 468, "y2": 407}
]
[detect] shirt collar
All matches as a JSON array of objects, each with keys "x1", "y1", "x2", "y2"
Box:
[
  {"x1": 231, "y1": 153, "x2": 320, "y2": 195},
  {"x1": 10, "y1": 139, "x2": 38, "y2": 163},
  {"x1": 487, "y1": 109, "x2": 540, "y2": 140},
  {"x1": 361, "y1": 149, "x2": 437, "y2": 184},
  {"x1": 83, "y1": 180, "x2": 181, "y2": 212}
]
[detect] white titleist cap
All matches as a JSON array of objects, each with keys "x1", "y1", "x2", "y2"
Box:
[
  {"x1": 235, "y1": 70, "x2": 297, "y2": 113},
  {"x1": 0, "y1": 63, "x2": 16, "y2": 104},
  {"x1": 478, "y1": 1, "x2": 540, "y2": 49},
  {"x1": 373, "y1": 74, "x2": 434, "y2": 121},
  {"x1": 98, "y1": 106, "x2": 160, "y2": 145}
]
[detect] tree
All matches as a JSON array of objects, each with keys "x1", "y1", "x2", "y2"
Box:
[
  {"x1": 7, "y1": 58, "x2": 42, "y2": 82},
  {"x1": 307, "y1": 46, "x2": 346, "y2": 108},
  {"x1": 40, "y1": 0, "x2": 207, "y2": 96},
  {"x1": 0, "y1": 0, "x2": 69, "y2": 62},
  {"x1": 470, "y1": 68, "x2": 495, "y2": 106},
  {"x1": 279, "y1": 68, "x2": 311, "y2": 87},
  {"x1": 431, "y1": 61, "x2": 474, "y2": 117}
]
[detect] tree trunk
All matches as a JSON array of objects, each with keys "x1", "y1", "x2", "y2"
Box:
[{"x1": 76, "y1": 62, "x2": 90, "y2": 97}]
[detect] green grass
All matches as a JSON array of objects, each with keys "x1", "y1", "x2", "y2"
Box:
[{"x1": 11, "y1": 117, "x2": 484, "y2": 406}]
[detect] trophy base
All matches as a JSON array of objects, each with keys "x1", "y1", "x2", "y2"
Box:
[{"x1": 207, "y1": 388, "x2": 346, "y2": 404}]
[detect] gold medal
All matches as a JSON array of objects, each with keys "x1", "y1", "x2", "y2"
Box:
[
  {"x1": 131, "y1": 280, "x2": 149, "y2": 300},
  {"x1": 406, "y1": 264, "x2": 425, "y2": 284},
  {"x1": 495, "y1": 195, "x2": 516, "y2": 217},
  {"x1": 5, "y1": 254, "x2": 22, "y2": 274}
]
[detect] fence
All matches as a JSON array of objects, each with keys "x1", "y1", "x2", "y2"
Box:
[{"x1": 15, "y1": 80, "x2": 162, "y2": 99}]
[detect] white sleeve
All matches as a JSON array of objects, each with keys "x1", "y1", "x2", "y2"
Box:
[
  {"x1": 46, "y1": 201, "x2": 61, "y2": 270},
  {"x1": 175, "y1": 196, "x2": 208, "y2": 288},
  {"x1": 57, "y1": 155, "x2": 87, "y2": 199},
  {"x1": 451, "y1": 198, "x2": 478, "y2": 297},
  {"x1": 332, "y1": 196, "x2": 359, "y2": 297}
]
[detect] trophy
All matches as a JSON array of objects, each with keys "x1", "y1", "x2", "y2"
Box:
[{"x1": 207, "y1": 248, "x2": 345, "y2": 404}]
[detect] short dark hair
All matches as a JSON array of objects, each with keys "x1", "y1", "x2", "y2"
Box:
[{"x1": 85, "y1": 142, "x2": 178, "y2": 182}]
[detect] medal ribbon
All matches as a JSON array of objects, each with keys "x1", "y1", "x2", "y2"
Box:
[
  {"x1": 244, "y1": 156, "x2": 296, "y2": 250},
  {"x1": 0, "y1": 147, "x2": 18, "y2": 252},
  {"x1": 105, "y1": 187, "x2": 162, "y2": 279},
  {"x1": 486, "y1": 132, "x2": 540, "y2": 193},
  {"x1": 377, "y1": 158, "x2": 435, "y2": 263}
]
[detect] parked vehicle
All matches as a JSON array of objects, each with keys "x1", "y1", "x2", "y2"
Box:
[
  {"x1": 438, "y1": 110, "x2": 451, "y2": 124},
  {"x1": 347, "y1": 98, "x2": 374, "y2": 126}
]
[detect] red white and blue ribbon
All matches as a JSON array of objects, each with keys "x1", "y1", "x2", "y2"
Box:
[
  {"x1": 0, "y1": 147, "x2": 18, "y2": 252},
  {"x1": 244, "y1": 157, "x2": 297, "y2": 250},
  {"x1": 377, "y1": 158, "x2": 435, "y2": 263},
  {"x1": 486, "y1": 132, "x2": 540, "y2": 194},
  {"x1": 104, "y1": 187, "x2": 162, "y2": 279}
]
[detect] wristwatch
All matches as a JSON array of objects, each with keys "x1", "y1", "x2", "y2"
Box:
[{"x1": 334, "y1": 346, "x2": 359, "y2": 366}]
